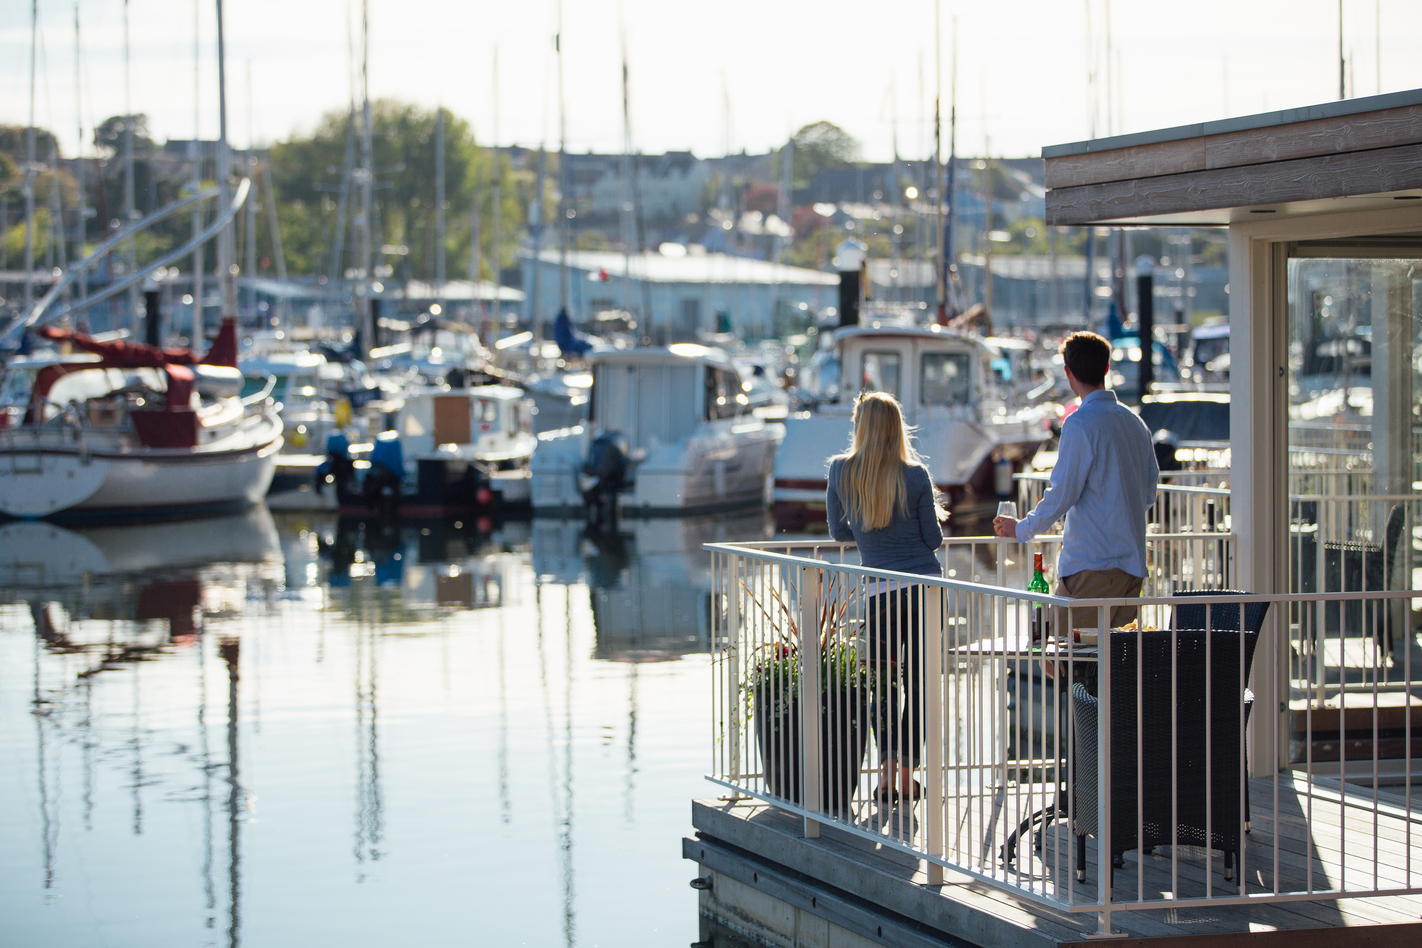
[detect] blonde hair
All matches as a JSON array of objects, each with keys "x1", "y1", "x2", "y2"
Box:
[{"x1": 834, "y1": 391, "x2": 945, "y2": 531}]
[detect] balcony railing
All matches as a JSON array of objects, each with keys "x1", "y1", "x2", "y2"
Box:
[{"x1": 707, "y1": 537, "x2": 1422, "y2": 935}]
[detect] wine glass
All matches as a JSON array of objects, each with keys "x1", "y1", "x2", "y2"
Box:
[{"x1": 996, "y1": 501, "x2": 1018, "y2": 520}]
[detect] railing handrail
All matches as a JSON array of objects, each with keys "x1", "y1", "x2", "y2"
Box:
[
  {"x1": 1015, "y1": 471, "x2": 1230, "y2": 496},
  {"x1": 707, "y1": 538, "x2": 1419, "y2": 606}
]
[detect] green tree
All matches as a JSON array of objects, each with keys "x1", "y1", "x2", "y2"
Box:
[
  {"x1": 785, "y1": 121, "x2": 860, "y2": 190},
  {"x1": 268, "y1": 100, "x2": 528, "y2": 283},
  {"x1": 0, "y1": 125, "x2": 61, "y2": 163},
  {"x1": 93, "y1": 115, "x2": 156, "y2": 157}
]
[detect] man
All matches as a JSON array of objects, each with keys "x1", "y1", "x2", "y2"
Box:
[{"x1": 994, "y1": 331, "x2": 1159, "y2": 629}]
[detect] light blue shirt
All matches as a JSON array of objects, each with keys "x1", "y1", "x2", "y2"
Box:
[{"x1": 1015, "y1": 389, "x2": 1159, "y2": 579}]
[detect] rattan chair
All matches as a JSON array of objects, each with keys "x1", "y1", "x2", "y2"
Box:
[{"x1": 1070, "y1": 618, "x2": 1263, "y2": 886}]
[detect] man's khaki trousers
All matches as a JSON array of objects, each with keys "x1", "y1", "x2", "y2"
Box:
[{"x1": 1053, "y1": 567, "x2": 1144, "y2": 631}]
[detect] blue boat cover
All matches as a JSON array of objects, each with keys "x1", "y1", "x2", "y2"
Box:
[
  {"x1": 369, "y1": 435, "x2": 405, "y2": 477},
  {"x1": 554, "y1": 308, "x2": 593, "y2": 358}
]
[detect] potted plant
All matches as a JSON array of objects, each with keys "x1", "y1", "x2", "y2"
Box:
[{"x1": 743, "y1": 578, "x2": 871, "y2": 816}]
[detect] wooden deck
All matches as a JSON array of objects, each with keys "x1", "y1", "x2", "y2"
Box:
[{"x1": 687, "y1": 774, "x2": 1422, "y2": 947}]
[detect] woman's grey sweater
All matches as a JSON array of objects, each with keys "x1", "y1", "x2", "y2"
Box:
[{"x1": 826, "y1": 458, "x2": 944, "y2": 577}]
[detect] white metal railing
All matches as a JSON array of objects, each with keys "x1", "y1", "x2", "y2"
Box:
[
  {"x1": 1015, "y1": 473, "x2": 1231, "y2": 537},
  {"x1": 707, "y1": 538, "x2": 1422, "y2": 935}
]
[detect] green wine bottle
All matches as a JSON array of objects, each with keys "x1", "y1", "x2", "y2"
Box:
[{"x1": 1029, "y1": 552, "x2": 1050, "y2": 641}]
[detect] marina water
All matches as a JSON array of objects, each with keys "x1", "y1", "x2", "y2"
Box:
[{"x1": 0, "y1": 506, "x2": 768, "y2": 946}]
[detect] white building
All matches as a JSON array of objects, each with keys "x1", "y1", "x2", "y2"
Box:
[{"x1": 520, "y1": 248, "x2": 837, "y2": 342}]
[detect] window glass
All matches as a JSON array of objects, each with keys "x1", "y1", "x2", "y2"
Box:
[
  {"x1": 860, "y1": 351, "x2": 901, "y2": 399},
  {"x1": 705, "y1": 368, "x2": 744, "y2": 420},
  {"x1": 920, "y1": 352, "x2": 971, "y2": 405}
]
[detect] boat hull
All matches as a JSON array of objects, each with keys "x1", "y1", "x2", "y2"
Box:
[{"x1": 0, "y1": 426, "x2": 282, "y2": 524}]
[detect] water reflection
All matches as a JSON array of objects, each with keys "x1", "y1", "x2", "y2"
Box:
[{"x1": 1, "y1": 505, "x2": 754, "y2": 946}]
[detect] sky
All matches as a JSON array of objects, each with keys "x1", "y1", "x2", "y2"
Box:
[{"x1": 0, "y1": 0, "x2": 1420, "y2": 164}]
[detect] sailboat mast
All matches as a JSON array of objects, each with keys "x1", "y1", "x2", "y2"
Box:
[
  {"x1": 490, "y1": 45, "x2": 501, "y2": 329},
  {"x1": 358, "y1": 0, "x2": 375, "y2": 353},
  {"x1": 261, "y1": 156, "x2": 286, "y2": 329},
  {"x1": 190, "y1": 0, "x2": 204, "y2": 343},
  {"x1": 24, "y1": 0, "x2": 37, "y2": 316},
  {"x1": 215, "y1": 0, "x2": 238, "y2": 324},
  {"x1": 434, "y1": 107, "x2": 446, "y2": 308},
  {"x1": 123, "y1": 0, "x2": 140, "y2": 332},
  {"x1": 932, "y1": 0, "x2": 945, "y2": 322},
  {"x1": 944, "y1": 16, "x2": 957, "y2": 317},
  {"x1": 556, "y1": 0, "x2": 569, "y2": 320},
  {"x1": 619, "y1": 28, "x2": 633, "y2": 317},
  {"x1": 244, "y1": 62, "x2": 257, "y2": 322},
  {"x1": 74, "y1": 5, "x2": 88, "y2": 307}
]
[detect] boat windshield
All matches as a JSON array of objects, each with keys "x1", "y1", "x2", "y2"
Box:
[
  {"x1": 920, "y1": 352, "x2": 971, "y2": 406},
  {"x1": 859, "y1": 351, "x2": 901, "y2": 399}
]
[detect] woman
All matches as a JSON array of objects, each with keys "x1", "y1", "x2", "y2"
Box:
[{"x1": 826, "y1": 391, "x2": 946, "y2": 803}]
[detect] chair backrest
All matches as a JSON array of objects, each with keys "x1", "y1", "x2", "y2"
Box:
[
  {"x1": 1384, "y1": 504, "x2": 1406, "y2": 587},
  {"x1": 1172, "y1": 588, "x2": 1270, "y2": 635}
]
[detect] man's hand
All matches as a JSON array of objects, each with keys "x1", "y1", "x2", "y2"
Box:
[{"x1": 992, "y1": 516, "x2": 1019, "y2": 539}]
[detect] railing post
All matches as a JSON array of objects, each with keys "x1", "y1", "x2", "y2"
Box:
[
  {"x1": 924, "y1": 585, "x2": 945, "y2": 885},
  {"x1": 726, "y1": 553, "x2": 742, "y2": 798},
  {"x1": 1095, "y1": 602, "x2": 1114, "y2": 936},
  {"x1": 799, "y1": 564, "x2": 822, "y2": 838}
]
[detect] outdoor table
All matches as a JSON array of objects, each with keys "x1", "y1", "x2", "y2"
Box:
[{"x1": 950, "y1": 634, "x2": 1102, "y2": 864}]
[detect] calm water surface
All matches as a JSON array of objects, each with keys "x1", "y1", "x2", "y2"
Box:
[{"x1": 0, "y1": 506, "x2": 771, "y2": 947}]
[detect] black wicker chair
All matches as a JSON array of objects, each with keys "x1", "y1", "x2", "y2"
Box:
[{"x1": 1070, "y1": 619, "x2": 1263, "y2": 887}]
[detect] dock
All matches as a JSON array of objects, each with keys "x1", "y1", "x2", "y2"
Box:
[{"x1": 686, "y1": 784, "x2": 1422, "y2": 948}]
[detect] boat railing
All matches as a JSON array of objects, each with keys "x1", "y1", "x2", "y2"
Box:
[
  {"x1": 242, "y1": 375, "x2": 279, "y2": 409},
  {"x1": 707, "y1": 537, "x2": 1422, "y2": 935}
]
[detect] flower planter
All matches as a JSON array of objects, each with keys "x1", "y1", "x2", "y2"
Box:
[{"x1": 754, "y1": 682, "x2": 869, "y2": 815}]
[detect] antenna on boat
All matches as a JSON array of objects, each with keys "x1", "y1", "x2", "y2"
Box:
[{"x1": 73, "y1": 4, "x2": 88, "y2": 313}]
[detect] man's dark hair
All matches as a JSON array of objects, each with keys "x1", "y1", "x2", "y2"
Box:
[{"x1": 1060, "y1": 331, "x2": 1111, "y2": 387}]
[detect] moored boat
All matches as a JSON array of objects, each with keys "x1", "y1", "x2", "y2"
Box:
[
  {"x1": 774, "y1": 324, "x2": 1055, "y2": 528},
  {"x1": 317, "y1": 383, "x2": 536, "y2": 516},
  {"x1": 530, "y1": 344, "x2": 785, "y2": 521},
  {"x1": 0, "y1": 320, "x2": 282, "y2": 522}
]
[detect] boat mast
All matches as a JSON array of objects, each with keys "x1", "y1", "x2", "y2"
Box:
[
  {"x1": 24, "y1": 0, "x2": 37, "y2": 317},
  {"x1": 244, "y1": 61, "x2": 257, "y2": 323},
  {"x1": 357, "y1": 0, "x2": 375, "y2": 354},
  {"x1": 261, "y1": 155, "x2": 287, "y2": 330},
  {"x1": 619, "y1": 23, "x2": 632, "y2": 318},
  {"x1": 123, "y1": 0, "x2": 141, "y2": 332},
  {"x1": 329, "y1": 19, "x2": 356, "y2": 299},
  {"x1": 556, "y1": 0, "x2": 569, "y2": 325},
  {"x1": 944, "y1": 16, "x2": 958, "y2": 318},
  {"x1": 932, "y1": 0, "x2": 945, "y2": 323},
  {"x1": 215, "y1": 0, "x2": 239, "y2": 326},
  {"x1": 490, "y1": 45, "x2": 501, "y2": 330},
  {"x1": 74, "y1": 5, "x2": 88, "y2": 310},
  {"x1": 434, "y1": 106, "x2": 446, "y2": 312},
  {"x1": 190, "y1": 0, "x2": 204, "y2": 343}
]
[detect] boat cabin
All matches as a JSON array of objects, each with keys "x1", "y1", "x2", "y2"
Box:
[
  {"x1": 397, "y1": 384, "x2": 534, "y2": 464},
  {"x1": 586, "y1": 344, "x2": 751, "y2": 452}
]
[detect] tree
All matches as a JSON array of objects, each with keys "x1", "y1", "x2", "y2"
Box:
[
  {"x1": 93, "y1": 115, "x2": 156, "y2": 157},
  {"x1": 0, "y1": 125, "x2": 61, "y2": 164},
  {"x1": 786, "y1": 121, "x2": 860, "y2": 190},
  {"x1": 268, "y1": 100, "x2": 529, "y2": 283}
]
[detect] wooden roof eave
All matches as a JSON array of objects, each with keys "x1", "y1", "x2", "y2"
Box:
[{"x1": 1043, "y1": 91, "x2": 1422, "y2": 227}]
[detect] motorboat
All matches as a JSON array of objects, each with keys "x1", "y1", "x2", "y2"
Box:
[
  {"x1": 530, "y1": 344, "x2": 785, "y2": 519},
  {"x1": 317, "y1": 383, "x2": 536, "y2": 516},
  {"x1": 774, "y1": 324, "x2": 1055, "y2": 527},
  {"x1": 0, "y1": 320, "x2": 282, "y2": 522}
]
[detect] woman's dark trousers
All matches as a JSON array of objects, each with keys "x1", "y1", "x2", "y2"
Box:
[{"x1": 868, "y1": 588, "x2": 924, "y2": 769}]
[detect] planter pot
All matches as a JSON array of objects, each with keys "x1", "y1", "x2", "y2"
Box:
[{"x1": 754, "y1": 684, "x2": 869, "y2": 815}]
